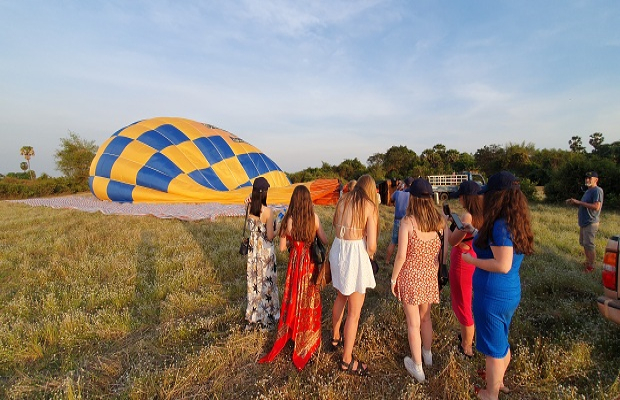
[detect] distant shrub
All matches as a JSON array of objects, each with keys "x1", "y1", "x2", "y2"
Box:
[
  {"x1": 0, "y1": 176, "x2": 89, "y2": 199},
  {"x1": 519, "y1": 177, "x2": 538, "y2": 201}
]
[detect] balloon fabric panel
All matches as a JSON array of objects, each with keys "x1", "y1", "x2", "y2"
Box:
[{"x1": 89, "y1": 117, "x2": 292, "y2": 203}]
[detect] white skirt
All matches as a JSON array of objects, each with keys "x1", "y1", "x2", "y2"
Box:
[{"x1": 329, "y1": 237, "x2": 376, "y2": 295}]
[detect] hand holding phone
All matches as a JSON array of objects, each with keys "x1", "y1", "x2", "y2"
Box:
[{"x1": 450, "y1": 212, "x2": 464, "y2": 230}]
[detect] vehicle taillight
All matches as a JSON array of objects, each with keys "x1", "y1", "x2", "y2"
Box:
[{"x1": 602, "y1": 250, "x2": 618, "y2": 291}]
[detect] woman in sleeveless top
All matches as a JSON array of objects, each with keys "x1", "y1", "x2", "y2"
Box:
[
  {"x1": 447, "y1": 180, "x2": 483, "y2": 358},
  {"x1": 391, "y1": 178, "x2": 446, "y2": 383},
  {"x1": 329, "y1": 174, "x2": 379, "y2": 376},
  {"x1": 245, "y1": 177, "x2": 279, "y2": 331},
  {"x1": 259, "y1": 185, "x2": 328, "y2": 370}
]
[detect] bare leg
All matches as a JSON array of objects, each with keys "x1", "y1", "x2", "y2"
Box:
[
  {"x1": 386, "y1": 242, "x2": 396, "y2": 265},
  {"x1": 460, "y1": 323, "x2": 475, "y2": 356},
  {"x1": 419, "y1": 303, "x2": 433, "y2": 352},
  {"x1": 585, "y1": 247, "x2": 596, "y2": 267},
  {"x1": 341, "y1": 291, "x2": 366, "y2": 369},
  {"x1": 332, "y1": 291, "x2": 347, "y2": 340},
  {"x1": 478, "y1": 350, "x2": 510, "y2": 400},
  {"x1": 403, "y1": 302, "x2": 422, "y2": 365}
]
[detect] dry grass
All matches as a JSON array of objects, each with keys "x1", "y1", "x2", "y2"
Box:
[{"x1": 0, "y1": 200, "x2": 619, "y2": 399}]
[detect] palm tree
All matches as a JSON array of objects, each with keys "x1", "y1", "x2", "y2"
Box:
[{"x1": 19, "y1": 146, "x2": 35, "y2": 179}]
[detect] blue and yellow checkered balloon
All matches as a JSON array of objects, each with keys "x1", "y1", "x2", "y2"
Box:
[{"x1": 89, "y1": 117, "x2": 291, "y2": 203}]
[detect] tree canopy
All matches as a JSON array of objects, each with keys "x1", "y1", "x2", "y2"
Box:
[{"x1": 54, "y1": 132, "x2": 98, "y2": 181}]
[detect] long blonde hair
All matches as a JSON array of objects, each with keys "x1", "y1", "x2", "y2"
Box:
[
  {"x1": 406, "y1": 196, "x2": 445, "y2": 232},
  {"x1": 334, "y1": 174, "x2": 379, "y2": 236}
]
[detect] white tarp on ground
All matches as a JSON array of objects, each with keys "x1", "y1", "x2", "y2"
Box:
[{"x1": 8, "y1": 194, "x2": 252, "y2": 221}]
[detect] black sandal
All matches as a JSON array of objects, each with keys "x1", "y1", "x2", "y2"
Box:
[
  {"x1": 329, "y1": 337, "x2": 344, "y2": 352},
  {"x1": 339, "y1": 358, "x2": 369, "y2": 376}
]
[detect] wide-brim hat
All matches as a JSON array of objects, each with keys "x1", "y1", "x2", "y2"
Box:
[{"x1": 478, "y1": 171, "x2": 517, "y2": 194}]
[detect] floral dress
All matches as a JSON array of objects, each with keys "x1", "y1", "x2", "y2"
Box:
[
  {"x1": 259, "y1": 237, "x2": 322, "y2": 370},
  {"x1": 246, "y1": 217, "x2": 279, "y2": 328}
]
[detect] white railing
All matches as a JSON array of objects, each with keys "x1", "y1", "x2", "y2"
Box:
[{"x1": 427, "y1": 174, "x2": 469, "y2": 186}]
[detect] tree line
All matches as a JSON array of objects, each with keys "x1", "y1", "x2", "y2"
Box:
[
  {"x1": 3, "y1": 131, "x2": 619, "y2": 207},
  {"x1": 288, "y1": 133, "x2": 620, "y2": 208}
]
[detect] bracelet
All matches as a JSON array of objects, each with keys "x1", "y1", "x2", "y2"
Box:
[
  {"x1": 472, "y1": 228, "x2": 479, "y2": 236},
  {"x1": 390, "y1": 278, "x2": 396, "y2": 285}
]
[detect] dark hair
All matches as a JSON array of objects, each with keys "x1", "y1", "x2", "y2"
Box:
[
  {"x1": 250, "y1": 187, "x2": 268, "y2": 217},
  {"x1": 474, "y1": 187, "x2": 534, "y2": 255}
]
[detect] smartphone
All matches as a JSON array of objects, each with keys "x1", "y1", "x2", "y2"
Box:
[
  {"x1": 442, "y1": 203, "x2": 451, "y2": 216},
  {"x1": 450, "y1": 212, "x2": 464, "y2": 230}
]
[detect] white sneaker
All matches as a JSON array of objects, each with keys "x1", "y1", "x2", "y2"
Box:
[
  {"x1": 422, "y1": 347, "x2": 433, "y2": 366},
  {"x1": 404, "y1": 356, "x2": 425, "y2": 383}
]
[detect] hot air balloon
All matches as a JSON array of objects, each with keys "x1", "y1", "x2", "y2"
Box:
[{"x1": 89, "y1": 117, "x2": 339, "y2": 205}]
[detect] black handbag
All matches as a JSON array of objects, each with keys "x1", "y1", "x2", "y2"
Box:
[
  {"x1": 239, "y1": 204, "x2": 252, "y2": 255},
  {"x1": 310, "y1": 235, "x2": 326, "y2": 265},
  {"x1": 437, "y1": 231, "x2": 449, "y2": 290}
]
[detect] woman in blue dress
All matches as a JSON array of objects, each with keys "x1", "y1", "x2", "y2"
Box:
[{"x1": 462, "y1": 171, "x2": 534, "y2": 400}]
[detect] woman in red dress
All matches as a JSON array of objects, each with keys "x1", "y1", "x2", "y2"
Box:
[{"x1": 259, "y1": 185, "x2": 328, "y2": 370}]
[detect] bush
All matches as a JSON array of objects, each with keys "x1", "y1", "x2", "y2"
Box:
[
  {"x1": 518, "y1": 177, "x2": 538, "y2": 201},
  {"x1": 0, "y1": 176, "x2": 89, "y2": 200}
]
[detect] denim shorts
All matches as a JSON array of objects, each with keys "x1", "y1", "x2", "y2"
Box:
[{"x1": 391, "y1": 219, "x2": 401, "y2": 244}]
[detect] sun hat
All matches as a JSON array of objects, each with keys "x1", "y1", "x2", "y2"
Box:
[
  {"x1": 478, "y1": 171, "x2": 517, "y2": 194},
  {"x1": 450, "y1": 180, "x2": 481, "y2": 198},
  {"x1": 585, "y1": 171, "x2": 598, "y2": 178},
  {"x1": 407, "y1": 178, "x2": 433, "y2": 198},
  {"x1": 404, "y1": 177, "x2": 414, "y2": 186},
  {"x1": 253, "y1": 177, "x2": 270, "y2": 192}
]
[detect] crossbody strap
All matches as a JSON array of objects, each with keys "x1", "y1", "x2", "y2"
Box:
[{"x1": 242, "y1": 203, "x2": 250, "y2": 239}]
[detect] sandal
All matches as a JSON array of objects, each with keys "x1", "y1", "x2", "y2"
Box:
[
  {"x1": 457, "y1": 334, "x2": 474, "y2": 358},
  {"x1": 339, "y1": 358, "x2": 369, "y2": 376},
  {"x1": 329, "y1": 336, "x2": 344, "y2": 352},
  {"x1": 458, "y1": 344, "x2": 474, "y2": 359}
]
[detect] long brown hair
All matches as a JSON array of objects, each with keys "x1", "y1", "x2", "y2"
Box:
[
  {"x1": 279, "y1": 185, "x2": 315, "y2": 243},
  {"x1": 333, "y1": 174, "x2": 379, "y2": 236},
  {"x1": 474, "y1": 187, "x2": 534, "y2": 255},
  {"x1": 461, "y1": 194, "x2": 483, "y2": 229},
  {"x1": 406, "y1": 196, "x2": 445, "y2": 232}
]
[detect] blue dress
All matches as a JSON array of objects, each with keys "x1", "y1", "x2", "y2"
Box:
[{"x1": 472, "y1": 219, "x2": 524, "y2": 358}]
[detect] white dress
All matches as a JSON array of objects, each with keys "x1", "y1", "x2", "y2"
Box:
[{"x1": 329, "y1": 235, "x2": 376, "y2": 295}]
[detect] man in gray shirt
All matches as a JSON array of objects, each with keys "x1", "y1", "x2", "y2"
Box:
[{"x1": 566, "y1": 171, "x2": 604, "y2": 272}]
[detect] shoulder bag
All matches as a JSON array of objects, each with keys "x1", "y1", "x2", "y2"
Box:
[{"x1": 437, "y1": 231, "x2": 449, "y2": 290}]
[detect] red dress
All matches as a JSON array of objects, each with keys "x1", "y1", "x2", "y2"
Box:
[{"x1": 259, "y1": 237, "x2": 322, "y2": 370}]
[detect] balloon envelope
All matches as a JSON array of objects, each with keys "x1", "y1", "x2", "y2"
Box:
[{"x1": 89, "y1": 117, "x2": 291, "y2": 203}]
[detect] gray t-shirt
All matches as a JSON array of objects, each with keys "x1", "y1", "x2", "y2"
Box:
[{"x1": 578, "y1": 186, "x2": 603, "y2": 227}]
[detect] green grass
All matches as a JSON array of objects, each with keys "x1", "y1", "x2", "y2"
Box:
[{"x1": 0, "y1": 200, "x2": 619, "y2": 399}]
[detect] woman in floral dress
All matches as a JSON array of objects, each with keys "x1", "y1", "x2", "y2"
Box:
[
  {"x1": 245, "y1": 177, "x2": 279, "y2": 330},
  {"x1": 391, "y1": 178, "x2": 447, "y2": 383}
]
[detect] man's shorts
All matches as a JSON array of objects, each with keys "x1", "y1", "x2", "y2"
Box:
[
  {"x1": 391, "y1": 219, "x2": 401, "y2": 245},
  {"x1": 579, "y1": 223, "x2": 599, "y2": 250}
]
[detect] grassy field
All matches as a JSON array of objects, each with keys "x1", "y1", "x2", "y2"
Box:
[{"x1": 0, "y1": 199, "x2": 619, "y2": 399}]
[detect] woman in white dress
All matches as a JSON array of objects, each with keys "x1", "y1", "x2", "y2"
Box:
[{"x1": 329, "y1": 174, "x2": 379, "y2": 376}]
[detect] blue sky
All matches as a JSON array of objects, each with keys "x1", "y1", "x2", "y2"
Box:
[{"x1": 1, "y1": 0, "x2": 619, "y2": 176}]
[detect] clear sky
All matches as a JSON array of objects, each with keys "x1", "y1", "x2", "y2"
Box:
[{"x1": 1, "y1": 0, "x2": 619, "y2": 176}]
